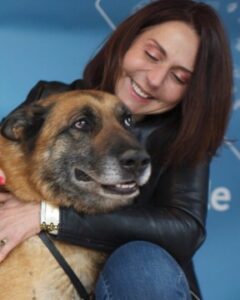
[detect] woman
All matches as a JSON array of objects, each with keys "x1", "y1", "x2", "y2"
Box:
[{"x1": 0, "y1": 0, "x2": 232, "y2": 299}]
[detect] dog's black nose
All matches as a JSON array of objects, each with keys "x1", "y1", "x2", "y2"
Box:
[{"x1": 119, "y1": 149, "x2": 150, "y2": 173}]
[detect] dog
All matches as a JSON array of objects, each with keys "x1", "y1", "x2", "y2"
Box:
[{"x1": 0, "y1": 90, "x2": 151, "y2": 299}]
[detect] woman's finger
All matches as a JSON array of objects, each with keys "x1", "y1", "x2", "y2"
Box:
[
  {"x1": 0, "y1": 194, "x2": 23, "y2": 207},
  {"x1": 0, "y1": 171, "x2": 6, "y2": 185},
  {"x1": 0, "y1": 192, "x2": 12, "y2": 203}
]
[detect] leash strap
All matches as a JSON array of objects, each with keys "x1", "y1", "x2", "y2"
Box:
[{"x1": 39, "y1": 231, "x2": 90, "y2": 300}]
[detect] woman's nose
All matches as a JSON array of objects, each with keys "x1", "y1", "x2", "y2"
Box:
[{"x1": 146, "y1": 65, "x2": 168, "y2": 88}]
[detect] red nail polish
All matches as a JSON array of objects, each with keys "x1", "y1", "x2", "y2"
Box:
[{"x1": 0, "y1": 176, "x2": 6, "y2": 185}]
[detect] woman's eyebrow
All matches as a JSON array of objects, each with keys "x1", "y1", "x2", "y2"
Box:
[
  {"x1": 150, "y1": 39, "x2": 194, "y2": 74},
  {"x1": 150, "y1": 39, "x2": 167, "y2": 57}
]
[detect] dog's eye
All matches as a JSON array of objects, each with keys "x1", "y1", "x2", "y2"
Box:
[
  {"x1": 73, "y1": 118, "x2": 91, "y2": 131},
  {"x1": 123, "y1": 115, "x2": 134, "y2": 129}
]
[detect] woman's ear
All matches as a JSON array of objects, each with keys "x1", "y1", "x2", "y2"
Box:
[{"x1": 0, "y1": 104, "x2": 48, "y2": 142}]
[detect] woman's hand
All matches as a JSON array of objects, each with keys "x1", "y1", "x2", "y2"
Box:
[{"x1": 0, "y1": 171, "x2": 41, "y2": 262}]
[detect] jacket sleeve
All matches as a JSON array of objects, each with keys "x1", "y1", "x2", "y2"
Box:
[{"x1": 57, "y1": 160, "x2": 209, "y2": 263}]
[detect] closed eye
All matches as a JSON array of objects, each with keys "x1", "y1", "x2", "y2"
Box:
[
  {"x1": 171, "y1": 73, "x2": 188, "y2": 85},
  {"x1": 145, "y1": 50, "x2": 159, "y2": 62}
]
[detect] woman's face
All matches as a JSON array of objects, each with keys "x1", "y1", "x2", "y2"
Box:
[{"x1": 115, "y1": 21, "x2": 200, "y2": 116}]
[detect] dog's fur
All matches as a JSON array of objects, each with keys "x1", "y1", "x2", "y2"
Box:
[{"x1": 0, "y1": 90, "x2": 151, "y2": 299}]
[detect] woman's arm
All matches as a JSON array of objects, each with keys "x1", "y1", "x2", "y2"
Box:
[{"x1": 57, "y1": 160, "x2": 209, "y2": 263}]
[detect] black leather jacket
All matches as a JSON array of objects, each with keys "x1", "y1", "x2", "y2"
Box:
[{"x1": 24, "y1": 79, "x2": 209, "y2": 299}]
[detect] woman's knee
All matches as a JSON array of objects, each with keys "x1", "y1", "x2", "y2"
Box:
[
  {"x1": 95, "y1": 241, "x2": 191, "y2": 300},
  {"x1": 104, "y1": 240, "x2": 181, "y2": 277}
]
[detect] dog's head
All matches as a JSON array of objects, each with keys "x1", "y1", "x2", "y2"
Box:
[{"x1": 0, "y1": 90, "x2": 151, "y2": 213}]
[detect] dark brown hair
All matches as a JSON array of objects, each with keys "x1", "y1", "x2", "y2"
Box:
[{"x1": 83, "y1": 0, "x2": 233, "y2": 165}]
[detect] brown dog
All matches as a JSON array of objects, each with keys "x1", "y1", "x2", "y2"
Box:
[{"x1": 0, "y1": 90, "x2": 151, "y2": 299}]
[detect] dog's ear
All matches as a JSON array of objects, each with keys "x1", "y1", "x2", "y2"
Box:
[{"x1": 1, "y1": 104, "x2": 48, "y2": 142}]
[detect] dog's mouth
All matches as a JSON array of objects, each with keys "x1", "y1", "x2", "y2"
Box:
[{"x1": 74, "y1": 168, "x2": 138, "y2": 196}]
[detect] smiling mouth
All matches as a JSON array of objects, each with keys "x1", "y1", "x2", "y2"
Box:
[
  {"x1": 130, "y1": 79, "x2": 154, "y2": 100},
  {"x1": 74, "y1": 168, "x2": 138, "y2": 196}
]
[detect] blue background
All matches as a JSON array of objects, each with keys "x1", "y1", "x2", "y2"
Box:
[{"x1": 0, "y1": 1, "x2": 239, "y2": 299}]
